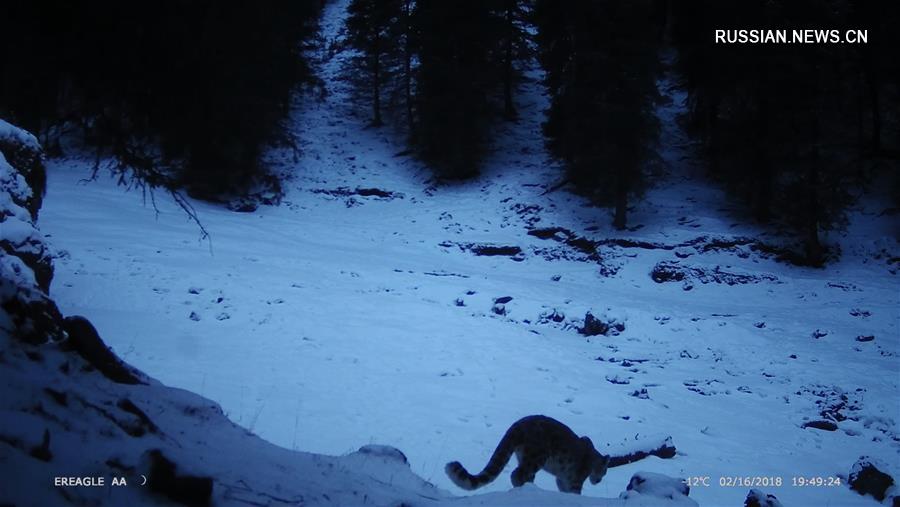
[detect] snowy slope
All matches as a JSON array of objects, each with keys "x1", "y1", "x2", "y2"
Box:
[
  {"x1": 35, "y1": 0, "x2": 900, "y2": 505},
  {"x1": 2, "y1": 127, "x2": 692, "y2": 507}
]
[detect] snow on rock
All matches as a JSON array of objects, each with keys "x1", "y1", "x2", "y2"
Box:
[
  {"x1": 607, "y1": 434, "x2": 676, "y2": 467},
  {"x1": 0, "y1": 119, "x2": 41, "y2": 151},
  {"x1": 0, "y1": 121, "x2": 61, "y2": 342},
  {"x1": 0, "y1": 211, "x2": 53, "y2": 293},
  {"x1": 620, "y1": 472, "x2": 696, "y2": 506},
  {"x1": 849, "y1": 455, "x2": 897, "y2": 503},
  {"x1": 580, "y1": 310, "x2": 626, "y2": 337},
  {"x1": 0, "y1": 119, "x2": 45, "y2": 220},
  {"x1": 355, "y1": 444, "x2": 409, "y2": 464},
  {"x1": 650, "y1": 260, "x2": 779, "y2": 290},
  {"x1": 744, "y1": 488, "x2": 784, "y2": 507},
  {"x1": 0, "y1": 154, "x2": 33, "y2": 213}
]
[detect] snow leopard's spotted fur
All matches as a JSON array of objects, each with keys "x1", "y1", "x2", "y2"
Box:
[{"x1": 445, "y1": 415, "x2": 610, "y2": 494}]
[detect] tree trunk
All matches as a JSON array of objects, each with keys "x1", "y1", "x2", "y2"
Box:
[
  {"x1": 371, "y1": 36, "x2": 383, "y2": 127},
  {"x1": 706, "y1": 98, "x2": 720, "y2": 175},
  {"x1": 856, "y1": 72, "x2": 863, "y2": 152},
  {"x1": 502, "y1": 1, "x2": 516, "y2": 120},
  {"x1": 868, "y1": 77, "x2": 881, "y2": 154},
  {"x1": 756, "y1": 164, "x2": 772, "y2": 223},
  {"x1": 805, "y1": 120, "x2": 823, "y2": 266},
  {"x1": 403, "y1": 0, "x2": 414, "y2": 142},
  {"x1": 754, "y1": 95, "x2": 771, "y2": 222},
  {"x1": 614, "y1": 174, "x2": 628, "y2": 230},
  {"x1": 863, "y1": 57, "x2": 881, "y2": 154},
  {"x1": 856, "y1": 70, "x2": 865, "y2": 178}
]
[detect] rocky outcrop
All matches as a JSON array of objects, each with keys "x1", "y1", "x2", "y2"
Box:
[{"x1": 0, "y1": 120, "x2": 63, "y2": 343}]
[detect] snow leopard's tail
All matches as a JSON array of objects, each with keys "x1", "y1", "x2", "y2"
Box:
[{"x1": 445, "y1": 425, "x2": 519, "y2": 490}]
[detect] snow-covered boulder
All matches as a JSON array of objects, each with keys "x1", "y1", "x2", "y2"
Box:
[
  {"x1": 580, "y1": 310, "x2": 626, "y2": 337},
  {"x1": 0, "y1": 119, "x2": 45, "y2": 220},
  {"x1": 0, "y1": 120, "x2": 62, "y2": 343},
  {"x1": 849, "y1": 456, "x2": 896, "y2": 503},
  {"x1": 744, "y1": 488, "x2": 783, "y2": 507},
  {"x1": 619, "y1": 472, "x2": 697, "y2": 506},
  {"x1": 355, "y1": 444, "x2": 409, "y2": 465}
]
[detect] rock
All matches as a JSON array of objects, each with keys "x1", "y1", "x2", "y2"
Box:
[
  {"x1": 0, "y1": 119, "x2": 46, "y2": 220},
  {"x1": 0, "y1": 227, "x2": 54, "y2": 293},
  {"x1": 355, "y1": 187, "x2": 394, "y2": 198},
  {"x1": 849, "y1": 456, "x2": 895, "y2": 502},
  {"x1": 539, "y1": 309, "x2": 565, "y2": 324},
  {"x1": 651, "y1": 261, "x2": 685, "y2": 283},
  {"x1": 527, "y1": 226, "x2": 573, "y2": 240},
  {"x1": 491, "y1": 304, "x2": 507, "y2": 316},
  {"x1": 471, "y1": 244, "x2": 522, "y2": 257},
  {"x1": 312, "y1": 186, "x2": 401, "y2": 200},
  {"x1": 439, "y1": 241, "x2": 525, "y2": 260},
  {"x1": 856, "y1": 335, "x2": 874, "y2": 342},
  {"x1": 142, "y1": 449, "x2": 213, "y2": 506},
  {"x1": 117, "y1": 398, "x2": 159, "y2": 435},
  {"x1": 0, "y1": 123, "x2": 66, "y2": 345},
  {"x1": 581, "y1": 312, "x2": 608, "y2": 336},
  {"x1": 189, "y1": 311, "x2": 201, "y2": 321},
  {"x1": 227, "y1": 198, "x2": 258, "y2": 213},
  {"x1": 62, "y1": 316, "x2": 142, "y2": 385},
  {"x1": 28, "y1": 429, "x2": 52, "y2": 462},
  {"x1": 744, "y1": 488, "x2": 783, "y2": 507},
  {"x1": 357, "y1": 444, "x2": 408, "y2": 465},
  {"x1": 801, "y1": 420, "x2": 838, "y2": 431},
  {"x1": 580, "y1": 312, "x2": 625, "y2": 336},
  {"x1": 0, "y1": 275, "x2": 65, "y2": 344},
  {"x1": 566, "y1": 237, "x2": 596, "y2": 255},
  {"x1": 493, "y1": 296, "x2": 513, "y2": 304},
  {"x1": 620, "y1": 472, "x2": 693, "y2": 504},
  {"x1": 608, "y1": 437, "x2": 677, "y2": 468},
  {"x1": 651, "y1": 260, "x2": 777, "y2": 286}
]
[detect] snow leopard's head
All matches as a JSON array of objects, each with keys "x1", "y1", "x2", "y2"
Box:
[{"x1": 581, "y1": 437, "x2": 610, "y2": 485}]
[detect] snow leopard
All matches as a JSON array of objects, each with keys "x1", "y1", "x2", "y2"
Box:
[{"x1": 445, "y1": 415, "x2": 610, "y2": 494}]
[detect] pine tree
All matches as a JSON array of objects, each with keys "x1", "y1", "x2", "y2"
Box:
[
  {"x1": 397, "y1": 0, "x2": 417, "y2": 139},
  {"x1": 536, "y1": 0, "x2": 661, "y2": 229},
  {"x1": 490, "y1": 0, "x2": 534, "y2": 120},
  {"x1": 1, "y1": 1, "x2": 321, "y2": 200},
  {"x1": 345, "y1": 0, "x2": 403, "y2": 127},
  {"x1": 670, "y1": 0, "x2": 899, "y2": 264},
  {"x1": 412, "y1": 0, "x2": 502, "y2": 178}
]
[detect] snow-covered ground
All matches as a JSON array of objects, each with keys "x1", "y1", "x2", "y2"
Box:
[{"x1": 32, "y1": 1, "x2": 899, "y2": 505}]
